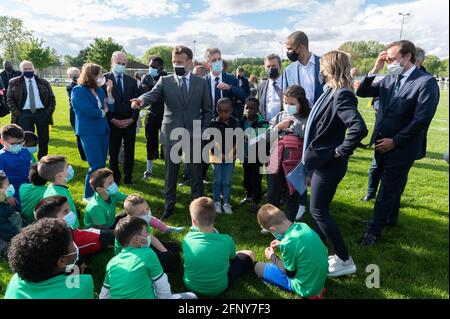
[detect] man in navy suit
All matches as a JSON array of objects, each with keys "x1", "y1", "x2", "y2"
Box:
[
  {"x1": 356, "y1": 40, "x2": 440, "y2": 246},
  {"x1": 203, "y1": 48, "x2": 245, "y2": 119}
]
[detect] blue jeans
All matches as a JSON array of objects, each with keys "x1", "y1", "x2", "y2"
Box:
[
  {"x1": 212, "y1": 163, "x2": 234, "y2": 204},
  {"x1": 80, "y1": 133, "x2": 109, "y2": 198}
]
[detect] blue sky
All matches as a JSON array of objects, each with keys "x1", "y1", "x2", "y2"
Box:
[{"x1": 0, "y1": 0, "x2": 448, "y2": 60}]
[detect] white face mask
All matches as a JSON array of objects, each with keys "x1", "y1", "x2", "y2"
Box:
[
  {"x1": 285, "y1": 104, "x2": 297, "y2": 116},
  {"x1": 64, "y1": 242, "x2": 79, "y2": 271},
  {"x1": 387, "y1": 57, "x2": 406, "y2": 76},
  {"x1": 96, "y1": 76, "x2": 106, "y2": 87}
]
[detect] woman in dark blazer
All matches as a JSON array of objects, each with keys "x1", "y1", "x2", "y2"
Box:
[
  {"x1": 303, "y1": 51, "x2": 368, "y2": 278},
  {"x1": 71, "y1": 63, "x2": 114, "y2": 200}
]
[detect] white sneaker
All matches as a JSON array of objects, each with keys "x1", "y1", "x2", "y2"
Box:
[
  {"x1": 328, "y1": 256, "x2": 357, "y2": 277},
  {"x1": 260, "y1": 228, "x2": 271, "y2": 235},
  {"x1": 223, "y1": 203, "x2": 233, "y2": 215},
  {"x1": 215, "y1": 202, "x2": 223, "y2": 214},
  {"x1": 295, "y1": 205, "x2": 306, "y2": 221}
]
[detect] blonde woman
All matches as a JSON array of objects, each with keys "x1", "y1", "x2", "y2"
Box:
[{"x1": 302, "y1": 51, "x2": 368, "y2": 277}]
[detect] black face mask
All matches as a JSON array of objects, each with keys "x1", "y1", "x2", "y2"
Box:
[
  {"x1": 72, "y1": 75, "x2": 79, "y2": 82},
  {"x1": 174, "y1": 65, "x2": 185, "y2": 76},
  {"x1": 267, "y1": 68, "x2": 280, "y2": 79},
  {"x1": 286, "y1": 48, "x2": 300, "y2": 62},
  {"x1": 5, "y1": 66, "x2": 13, "y2": 72}
]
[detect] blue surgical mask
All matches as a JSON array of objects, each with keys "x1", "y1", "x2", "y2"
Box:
[
  {"x1": 138, "y1": 235, "x2": 151, "y2": 248},
  {"x1": 106, "y1": 182, "x2": 119, "y2": 196},
  {"x1": 64, "y1": 211, "x2": 77, "y2": 228},
  {"x1": 64, "y1": 242, "x2": 79, "y2": 271},
  {"x1": 7, "y1": 143, "x2": 24, "y2": 154},
  {"x1": 271, "y1": 229, "x2": 284, "y2": 241},
  {"x1": 114, "y1": 64, "x2": 126, "y2": 75},
  {"x1": 23, "y1": 71, "x2": 34, "y2": 79},
  {"x1": 65, "y1": 165, "x2": 75, "y2": 183},
  {"x1": 140, "y1": 210, "x2": 152, "y2": 225},
  {"x1": 285, "y1": 104, "x2": 297, "y2": 116},
  {"x1": 387, "y1": 59, "x2": 405, "y2": 76},
  {"x1": 5, "y1": 184, "x2": 15, "y2": 198},
  {"x1": 149, "y1": 68, "x2": 159, "y2": 78},
  {"x1": 27, "y1": 146, "x2": 38, "y2": 154},
  {"x1": 211, "y1": 60, "x2": 223, "y2": 74}
]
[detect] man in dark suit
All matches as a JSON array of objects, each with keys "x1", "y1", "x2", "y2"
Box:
[
  {"x1": 103, "y1": 51, "x2": 140, "y2": 185},
  {"x1": 6, "y1": 60, "x2": 55, "y2": 159},
  {"x1": 356, "y1": 40, "x2": 440, "y2": 246},
  {"x1": 258, "y1": 54, "x2": 285, "y2": 121},
  {"x1": 235, "y1": 66, "x2": 251, "y2": 120},
  {"x1": 131, "y1": 45, "x2": 212, "y2": 220},
  {"x1": 1, "y1": 60, "x2": 22, "y2": 92}
]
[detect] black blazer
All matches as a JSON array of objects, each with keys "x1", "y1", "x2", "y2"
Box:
[
  {"x1": 303, "y1": 87, "x2": 368, "y2": 170},
  {"x1": 103, "y1": 72, "x2": 140, "y2": 123},
  {"x1": 356, "y1": 68, "x2": 440, "y2": 163}
]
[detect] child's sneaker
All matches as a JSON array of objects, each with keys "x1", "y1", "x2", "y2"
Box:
[
  {"x1": 295, "y1": 205, "x2": 306, "y2": 221},
  {"x1": 215, "y1": 202, "x2": 223, "y2": 214},
  {"x1": 328, "y1": 256, "x2": 357, "y2": 277},
  {"x1": 223, "y1": 203, "x2": 233, "y2": 215}
]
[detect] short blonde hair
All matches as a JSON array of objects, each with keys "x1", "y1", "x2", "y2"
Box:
[
  {"x1": 257, "y1": 204, "x2": 288, "y2": 230},
  {"x1": 320, "y1": 50, "x2": 352, "y2": 91},
  {"x1": 204, "y1": 48, "x2": 221, "y2": 63},
  {"x1": 124, "y1": 194, "x2": 146, "y2": 215},
  {"x1": 189, "y1": 197, "x2": 216, "y2": 227}
]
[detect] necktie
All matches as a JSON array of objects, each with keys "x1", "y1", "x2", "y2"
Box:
[
  {"x1": 28, "y1": 80, "x2": 36, "y2": 113},
  {"x1": 117, "y1": 75, "x2": 124, "y2": 102},
  {"x1": 214, "y1": 77, "x2": 221, "y2": 110},
  {"x1": 181, "y1": 77, "x2": 188, "y2": 104},
  {"x1": 394, "y1": 75, "x2": 404, "y2": 97},
  {"x1": 273, "y1": 81, "x2": 282, "y2": 99}
]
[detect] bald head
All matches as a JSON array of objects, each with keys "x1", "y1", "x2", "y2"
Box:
[
  {"x1": 111, "y1": 51, "x2": 127, "y2": 64},
  {"x1": 19, "y1": 61, "x2": 34, "y2": 72},
  {"x1": 286, "y1": 31, "x2": 309, "y2": 51}
]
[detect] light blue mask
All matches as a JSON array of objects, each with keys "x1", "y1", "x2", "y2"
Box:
[
  {"x1": 114, "y1": 64, "x2": 126, "y2": 75},
  {"x1": 211, "y1": 60, "x2": 223, "y2": 74},
  {"x1": 285, "y1": 104, "x2": 297, "y2": 116},
  {"x1": 138, "y1": 235, "x2": 151, "y2": 248},
  {"x1": 65, "y1": 165, "x2": 75, "y2": 183},
  {"x1": 140, "y1": 210, "x2": 152, "y2": 225},
  {"x1": 64, "y1": 211, "x2": 77, "y2": 228},
  {"x1": 27, "y1": 146, "x2": 38, "y2": 154},
  {"x1": 5, "y1": 184, "x2": 15, "y2": 198},
  {"x1": 106, "y1": 182, "x2": 119, "y2": 196},
  {"x1": 271, "y1": 230, "x2": 284, "y2": 241},
  {"x1": 149, "y1": 68, "x2": 159, "y2": 78},
  {"x1": 7, "y1": 143, "x2": 23, "y2": 154}
]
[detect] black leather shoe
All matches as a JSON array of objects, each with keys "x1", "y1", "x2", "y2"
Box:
[
  {"x1": 361, "y1": 194, "x2": 375, "y2": 202},
  {"x1": 124, "y1": 178, "x2": 133, "y2": 185},
  {"x1": 360, "y1": 233, "x2": 377, "y2": 247},
  {"x1": 160, "y1": 209, "x2": 174, "y2": 221}
]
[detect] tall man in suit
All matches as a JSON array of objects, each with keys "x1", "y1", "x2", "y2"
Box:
[
  {"x1": 6, "y1": 60, "x2": 55, "y2": 159},
  {"x1": 283, "y1": 31, "x2": 323, "y2": 107},
  {"x1": 235, "y1": 66, "x2": 251, "y2": 120},
  {"x1": 103, "y1": 51, "x2": 140, "y2": 185},
  {"x1": 259, "y1": 54, "x2": 285, "y2": 121},
  {"x1": 131, "y1": 45, "x2": 212, "y2": 220},
  {"x1": 356, "y1": 40, "x2": 440, "y2": 246}
]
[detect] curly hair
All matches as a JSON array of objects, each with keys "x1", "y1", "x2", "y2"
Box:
[{"x1": 7, "y1": 218, "x2": 72, "y2": 282}]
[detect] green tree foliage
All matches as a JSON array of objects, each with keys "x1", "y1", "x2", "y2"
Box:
[
  {"x1": 86, "y1": 37, "x2": 124, "y2": 71},
  {"x1": 17, "y1": 36, "x2": 59, "y2": 70},
  {"x1": 141, "y1": 45, "x2": 173, "y2": 71},
  {"x1": 0, "y1": 15, "x2": 32, "y2": 63}
]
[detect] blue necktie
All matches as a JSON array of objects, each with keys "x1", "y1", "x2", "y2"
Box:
[{"x1": 117, "y1": 75, "x2": 124, "y2": 102}]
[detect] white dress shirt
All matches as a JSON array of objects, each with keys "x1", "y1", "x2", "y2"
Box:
[
  {"x1": 178, "y1": 71, "x2": 191, "y2": 92},
  {"x1": 23, "y1": 77, "x2": 44, "y2": 110},
  {"x1": 298, "y1": 54, "x2": 316, "y2": 107},
  {"x1": 265, "y1": 76, "x2": 283, "y2": 121},
  {"x1": 210, "y1": 72, "x2": 223, "y2": 103}
]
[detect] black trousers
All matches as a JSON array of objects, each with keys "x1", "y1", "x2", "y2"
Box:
[
  {"x1": 145, "y1": 114, "x2": 163, "y2": 160},
  {"x1": 310, "y1": 157, "x2": 349, "y2": 261},
  {"x1": 242, "y1": 162, "x2": 263, "y2": 204},
  {"x1": 18, "y1": 109, "x2": 50, "y2": 159},
  {"x1": 368, "y1": 151, "x2": 414, "y2": 236},
  {"x1": 151, "y1": 240, "x2": 180, "y2": 274},
  {"x1": 163, "y1": 144, "x2": 204, "y2": 211},
  {"x1": 108, "y1": 125, "x2": 136, "y2": 183},
  {"x1": 267, "y1": 171, "x2": 300, "y2": 222}
]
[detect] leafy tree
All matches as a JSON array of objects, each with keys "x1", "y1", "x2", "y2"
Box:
[
  {"x1": 86, "y1": 37, "x2": 124, "y2": 71},
  {"x1": 338, "y1": 40, "x2": 386, "y2": 64},
  {"x1": 17, "y1": 37, "x2": 59, "y2": 70},
  {"x1": 438, "y1": 59, "x2": 449, "y2": 77},
  {"x1": 0, "y1": 15, "x2": 32, "y2": 63},
  {"x1": 423, "y1": 54, "x2": 442, "y2": 76},
  {"x1": 141, "y1": 45, "x2": 173, "y2": 71}
]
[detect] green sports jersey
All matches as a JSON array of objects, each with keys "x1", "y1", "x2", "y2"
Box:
[
  {"x1": 4, "y1": 273, "x2": 94, "y2": 299},
  {"x1": 84, "y1": 191, "x2": 127, "y2": 228},
  {"x1": 279, "y1": 222, "x2": 329, "y2": 297},
  {"x1": 103, "y1": 246, "x2": 163, "y2": 299},
  {"x1": 43, "y1": 184, "x2": 79, "y2": 229},
  {"x1": 19, "y1": 183, "x2": 47, "y2": 225},
  {"x1": 182, "y1": 230, "x2": 236, "y2": 296}
]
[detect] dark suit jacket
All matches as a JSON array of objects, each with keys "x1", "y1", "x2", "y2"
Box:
[
  {"x1": 356, "y1": 68, "x2": 440, "y2": 163},
  {"x1": 237, "y1": 75, "x2": 251, "y2": 99},
  {"x1": 138, "y1": 71, "x2": 168, "y2": 117},
  {"x1": 139, "y1": 73, "x2": 212, "y2": 146},
  {"x1": 6, "y1": 75, "x2": 56, "y2": 125},
  {"x1": 103, "y1": 72, "x2": 140, "y2": 124},
  {"x1": 0, "y1": 69, "x2": 22, "y2": 91},
  {"x1": 303, "y1": 87, "x2": 368, "y2": 170},
  {"x1": 258, "y1": 75, "x2": 286, "y2": 120},
  {"x1": 204, "y1": 72, "x2": 245, "y2": 117},
  {"x1": 66, "y1": 80, "x2": 77, "y2": 128}
]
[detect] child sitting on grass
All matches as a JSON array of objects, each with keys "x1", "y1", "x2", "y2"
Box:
[
  {"x1": 19, "y1": 164, "x2": 47, "y2": 225},
  {"x1": 23, "y1": 131, "x2": 39, "y2": 164}
]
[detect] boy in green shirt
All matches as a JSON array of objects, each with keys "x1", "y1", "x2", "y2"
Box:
[
  {"x1": 182, "y1": 197, "x2": 255, "y2": 297},
  {"x1": 19, "y1": 164, "x2": 47, "y2": 225},
  {"x1": 84, "y1": 168, "x2": 127, "y2": 230},
  {"x1": 24, "y1": 131, "x2": 38, "y2": 164},
  {"x1": 254, "y1": 204, "x2": 328, "y2": 298},
  {"x1": 4, "y1": 218, "x2": 94, "y2": 299},
  {"x1": 39, "y1": 155, "x2": 80, "y2": 229},
  {"x1": 99, "y1": 216, "x2": 197, "y2": 299}
]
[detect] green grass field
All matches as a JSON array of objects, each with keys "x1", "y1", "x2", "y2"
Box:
[{"x1": 0, "y1": 86, "x2": 448, "y2": 299}]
